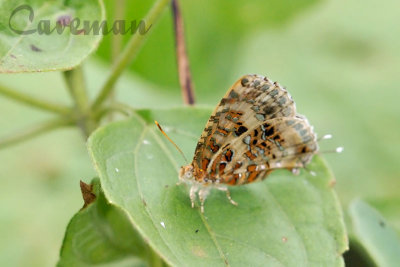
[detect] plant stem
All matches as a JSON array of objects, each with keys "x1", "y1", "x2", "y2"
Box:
[
  {"x1": 63, "y1": 67, "x2": 96, "y2": 138},
  {"x1": 0, "y1": 118, "x2": 73, "y2": 149},
  {"x1": 0, "y1": 84, "x2": 71, "y2": 115},
  {"x1": 172, "y1": 0, "x2": 195, "y2": 105},
  {"x1": 111, "y1": 0, "x2": 126, "y2": 62},
  {"x1": 92, "y1": 0, "x2": 171, "y2": 110},
  {"x1": 108, "y1": 0, "x2": 126, "y2": 121}
]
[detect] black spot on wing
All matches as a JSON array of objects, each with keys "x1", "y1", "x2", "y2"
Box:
[
  {"x1": 235, "y1": 126, "x2": 248, "y2": 136},
  {"x1": 265, "y1": 126, "x2": 275, "y2": 137}
]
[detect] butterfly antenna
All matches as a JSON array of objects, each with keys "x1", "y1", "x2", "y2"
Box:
[
  {"x1": 155, "y1": 121, "x2": 188, "y2": 164},
  {"x1": 316, "y1": 134, "x2": 344, "y2": 154},
  {"x1": 318, "y1": 146, "x2": 344, "y2": 154}
]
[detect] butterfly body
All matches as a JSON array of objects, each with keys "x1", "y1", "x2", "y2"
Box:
[{"x1": 178, "y1": 74, "x2": 318, "y2": 213}]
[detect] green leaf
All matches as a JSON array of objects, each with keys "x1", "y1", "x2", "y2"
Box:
[
  {"x1": 348, "y1": 199, "x2": 400, "y2": 267},
  {"x1": 58, "y1": 178, "x2": 147, "y2": 267},
  {"x1": 0, "y1": 0, "x2": 104, "y2": 73},
  {"x1": 88, "y1": 107, "x2": 348, "y2": 267}
]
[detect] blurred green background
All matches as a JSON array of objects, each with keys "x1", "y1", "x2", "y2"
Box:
[{"x1": 0, "y1": 0, "x2": 399, "y2": 266}]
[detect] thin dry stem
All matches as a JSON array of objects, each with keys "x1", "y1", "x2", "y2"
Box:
[{"x1": 172, "y1": 0, "x2": 195, "y2": 105}]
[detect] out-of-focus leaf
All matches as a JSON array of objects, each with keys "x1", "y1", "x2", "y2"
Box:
[
  {"x1": 348, "y1": 199, "x2": 400, "y2": 267},
  {"x1": 369, "y1": 197, "x2": 400, "y2": 234},
  {"x1": 88, "y1": 107, "x2": 348, "y2": 267},
  {"x1": 0, "y1": 0, "x2": 104, "y2": 73},
  {"x1": 58, "y1": 178, "x2": 147, "y2": 267}
]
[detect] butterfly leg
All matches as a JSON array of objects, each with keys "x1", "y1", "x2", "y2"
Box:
[
  {"x1": 198, "y1": 187, "x2": 211, "y2": 213},
  {"x1": 189, "y1": 185, "x2": 200, "y2": 209},
  {"x1": 217, "y1": 186, "x2": 238, "y2": 206}
]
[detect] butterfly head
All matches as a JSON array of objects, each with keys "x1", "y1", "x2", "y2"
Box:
[{"x1": 179, "y1": 164, "x2": 195, "y2": 183}]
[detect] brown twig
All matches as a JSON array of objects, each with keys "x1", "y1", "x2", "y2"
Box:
[{"x1": 171, "y1": 0, "x2": 195, "y2": 105}]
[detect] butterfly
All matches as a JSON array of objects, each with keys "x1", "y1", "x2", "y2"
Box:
[{"x1": 157, "y1": 74, "x2": 319, "y2": 213}]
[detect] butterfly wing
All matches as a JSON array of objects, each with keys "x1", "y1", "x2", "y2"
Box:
[
  {"x1": 192, "y1": 74, "x2": 318, "y2": 184},
  {"x1": 211, "y1": 117, "x2": 318, "y2": 185}
]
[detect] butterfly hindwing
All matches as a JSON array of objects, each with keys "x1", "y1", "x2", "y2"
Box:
[{"x1": 210, "y1": 117, "x2": 318, "y2": 185}]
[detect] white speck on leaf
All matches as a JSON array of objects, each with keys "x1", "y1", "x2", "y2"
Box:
[
  {"x1": 115, "y1": 168, "x2": 119, "y2": 173},
  {"x1": 160, "y1": 221, "x2": 166, "y2": 228},
  {"x1": 143, "y1": 140, "x2": 150, "y2": 145}
]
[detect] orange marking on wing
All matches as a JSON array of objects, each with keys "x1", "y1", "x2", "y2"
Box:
[
  {"x1": 201, "y1": 158, "x2": 210, "y2": 171},
  {"x1": 216, "y1": 127, "x2": 229, "y2": 136},
  {"x1": 247, "y1": 171, "x2": 259, "y2": 183},
  {"x1": 234, "y1": 162, "x2": 243, "y2": 169},
  {"x1": 244, "y1": 150, "x2": 256, "y2": 160},
  {"x1": 247, "y1": 165, "x2": 257, "y2": 172},
  {"x1": 226, "y1": 110, "x2": 243, "y2": 119},
  {"x1": 209, "y1": 155, "x2": 222, "y2": 176},
  {"x1": 246, "y1": 164, "x2": 259, "y2": 183},
  {"x1": 208, "y1": 139, "x2": 220, "y2": 153},
  {"x1": 224, "y1": 149, "x2": 233, "y2": 162},
  {"x1": 227, "y1": 174, "x2": 239, "y2": 185},
  {"x1": 219, "y1": 163, "x2": 226, "y2": 176}
]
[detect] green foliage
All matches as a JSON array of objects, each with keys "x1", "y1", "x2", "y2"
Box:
[
  {"x1": 87, "y1": 108, "x2": 347, "y2": 266},
  {"x1": 230, "y1": 0, "x2": 400, "y2": 217},
  {"x1": 0, "y1": 0, "x2": 104, "y2": 72},
  {"x1": 348, "y1": 199, "x2": 400, "y2": 267},
  {"x1": 58, "y1": 178, "x2": 147, "y2": 267},
  {"x1": 97, "y1": 0, "x2": 321, "y2": 90},
  {"x1": 0, "y1": 0, "x2": 399, "y2": 266}
]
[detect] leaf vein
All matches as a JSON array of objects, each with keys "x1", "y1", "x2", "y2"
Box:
[
  {"x1": 134, "y1": 126, "x2": 183, "y2": 266},
  {"x1": 151, "y1": 126, "x2": 230, "y2": 266},
  {"x1": 264, "y1": 184, "x2": 309, "y2": 265},
  {"x1": 214, "y1": 234, "x2": 286, "y2": 267}
]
